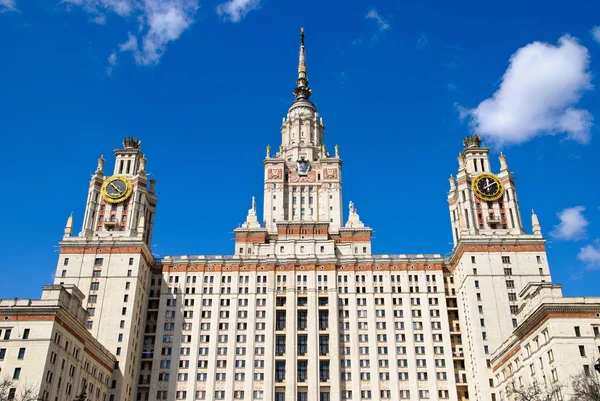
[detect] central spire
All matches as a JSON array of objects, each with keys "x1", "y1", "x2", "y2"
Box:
[{"x1": 293, "y1": 27, "x2": 312, "y2": 100}]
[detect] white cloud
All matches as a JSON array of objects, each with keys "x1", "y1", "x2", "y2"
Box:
[
  {"x1": 365, "y1": 9, "x2": 390, "y2": 32},
  {"x1": 592, "y1": 26, "x2": 600, "y2": 43},
  {"x1": 447, "y1": 82, "x2": 458, "y2": 92},
  {"x1": 0, "y1": 0, "x2": 17, "y2": 12},
  {"x1": 92, "y1": 14, "x2": 106, "y2": 24},
  {"x1": 106, "y1": 52, "x2": 117, "y2": 76},
  {"x1": 578, "y1": 240, "x2": 600, "y2": 270},
  {"x1": 550, "y1": 206, "x2": 589, "y2": 241},
  {"x1": 415, "y1": 33, "x2": 428, "y2": 49},
  {"x1": 216, "y1": 0, "x2": 260, "y2": 22},
  {"x1": 461, "y1": 35, "x2": 593, "y2": 146},
  {"x1": 63, "y1": 0, "x2": 199, "y2": 68}
]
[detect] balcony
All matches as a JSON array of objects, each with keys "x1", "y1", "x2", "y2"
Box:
[{"x1": 141, "y1": 350, "x2": 154, "y2": 359}]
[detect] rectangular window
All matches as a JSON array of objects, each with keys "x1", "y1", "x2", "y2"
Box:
[
  {"x1": 502, "y1": 256, "x2": 511, "y2": 264},
  {"x1": 13, "y1": 368, "x2": 21, "y2": 380},
  {"x1": 0, "y1": 348, "x2": 5, "y2": 360},
  {"x1": 22, "y1": 329, "x2": 29, "y2": 340},
  {"x1": 575, "y1": 326, "x2": 581, "y2": 337},
  {"x1": 579, "y1": 345, "x2": 586, "y2": 357},
  {"x1": 17, "y1": 348, "x2": 25, "y2": 359}
]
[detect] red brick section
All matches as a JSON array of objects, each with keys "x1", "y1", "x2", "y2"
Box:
[
  {"x1": 60, "y1": 246, "x2": 154, "y2": 267},
  {"x1": 276, "y1": 227, "x2": 329, "y2": 235},
  {"x1": 235, "y1": 233, "x2": 267, "y2": 243},
  {"x1": 492, "y1": 311, "x2": 599, "y2": 372},
  {"x1": 3, "y1": 315, "x2": 55, "y2": 321},
  {"x1": 447, "y1": 244, "x2": 546, "y2": 272},
  {"x1": 492, "y1": 344, "x2": 521, "y2": 372},
  {"x1": 162, "y1": 263, "x2": 443, "y2": 273},
  {"x1": 337, "y1": 233, "x2": 372, "y2": 242}
]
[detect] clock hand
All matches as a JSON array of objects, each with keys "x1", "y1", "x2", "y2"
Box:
[{"x1": 110, "y1": 182, "x2": 123, "y2": 194}]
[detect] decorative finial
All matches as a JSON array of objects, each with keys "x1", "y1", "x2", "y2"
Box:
[
  {"x1": 321, "y1": 144, "x2": 326, "y2": 155},
  {"x1": 532, "y1": 209, "x2": 542, "y2": 235},
  {"x1": 149, "y1": 177, "x2": 156, "y2": 193},
  {"x1": 293, "y1": 27, "x2": 312, "y2": 100},
  {"x1": 241, "y1": 196, "x2": 260, "y2": 228},
  {"x1": 64, "y1": 212, "x2": 73, "y2": 237},
  {"x1": 334, "y1": 144, "x2": 339, "y2": 157},
  {"x1": 266, "y1": 145, "x2": 271, "y2": 158},
  {"x1": 449, "y1": 174, "x2": 456, "y2": 191},
  {"x1": 279, "y1": 145, "x2": 284, "y2": 154},
  {"x1": 499, "y1": 152, "x2": 508, "y2": 171},
  {"x1": 123, "y1": 137, "x2": 142, "y2": 149},
  {"x1": 463, "y1": 135, "x2": 482, "y2": 148},
  {"x1": 457, "y1": 153, "x2": 465, "y2": 171},
  {"x1": 96, "y1": 155, "x2": 105, "y2": 175},
  {"x1": 345, "y1": 201, "x2": 365, "y2": 228},
  {"x1": 138, "y1": 156, "x2": 147, "y2": 174}
]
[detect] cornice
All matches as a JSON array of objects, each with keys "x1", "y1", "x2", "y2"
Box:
[{"x1": 514, "y1": 303, "x2": 600, "y2": 339}]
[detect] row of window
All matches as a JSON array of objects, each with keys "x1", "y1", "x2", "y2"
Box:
[{"x1": 163, "y1": 389, "x2": 442, "y2": 400}]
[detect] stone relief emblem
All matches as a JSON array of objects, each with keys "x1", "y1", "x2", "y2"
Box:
[
  {"x1": 268, "y1": 169, "x2": 282, "y2": 179},
  {"x1": 324, "y1": 168, "x2": 338, "y2": 179}
]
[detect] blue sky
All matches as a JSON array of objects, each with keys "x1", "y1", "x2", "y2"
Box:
[{"x1": 1, "y1": 0, "x2": 600, "y2": 299}]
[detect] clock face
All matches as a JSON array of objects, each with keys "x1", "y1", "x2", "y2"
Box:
[
  {"x1": 472, "y1": 173, "x2": 504, "y2": 201},
  {"x1": 296, "y1": 159, "x2": 311, "y2": 176},
  {"x1": 101, "y1": 176, "x2": 133, "y2": 203}
]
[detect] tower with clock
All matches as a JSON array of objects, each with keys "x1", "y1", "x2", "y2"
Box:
[
  {"x1": 447, "y1": 135, "x2": 525, "y2": 245},
  {"x1": 55, "y1": 137, "x2": 157, "y2": 401},
  {"x1": 446, "y1": 135, "x2": 551, "y2": 401}
]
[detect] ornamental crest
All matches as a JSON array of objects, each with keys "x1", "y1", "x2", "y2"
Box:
[
  {"x1": 268, "y1": 169, "x2": 282, "y2": 179},
  {"x1": 324, "y1": 168, "x2": 338, "y2": 179}
]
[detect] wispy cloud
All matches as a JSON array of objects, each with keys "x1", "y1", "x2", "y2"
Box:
[
  {"x1": 578, "y1": 240, "x2": 600, "y2": 270},
  {"x1": 365, "y1": 9, "x2": 390, "y2": 32},
  {"x1": 446, "y1": 82, "x2": 458, "y2": 92},
  {"x1": 592, "y1": 26, "x2": 600, "y2": 43},
  {"x1": 216, "y1": 0, "x2": 260, "y2": 22},
  {"x1": 0, "y1": 0, "x2": 17, "y2": 12},
  {"x1": 550, "y1": 206, "x2": 589, "y2": 241},
  {"x1": 415, "y1": 33, "x2": 428, "y2": 49},
  {"x1": 106, "y1": 52, "x2": 117, "y2": 76},
  {"x1": 63, "y1": 0, "x2": 199, "y2": 68},
  {"x1": 334, "y1": 71, "x2": 349, "y2": 88},
  {"x1": 459, "y1": 35, "x2": 593, "y2": 146}
]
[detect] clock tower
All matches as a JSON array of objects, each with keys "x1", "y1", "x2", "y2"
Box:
[
  {"x1": 55, "y1": 138, "x2": 157, "y2": 401},
  {"x1": 446, "y1": 135, "x2": 552, "y2": 401},
  {"x1": 447, "y1": 135, "x2": 525, "y2": 246}
]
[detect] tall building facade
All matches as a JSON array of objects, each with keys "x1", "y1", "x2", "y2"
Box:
[{"x1": 37, "y1": 28, "x2": 599, "y2": 401}]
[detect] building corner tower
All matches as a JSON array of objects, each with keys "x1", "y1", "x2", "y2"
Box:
[
  {"x1": 55, "y1": 138, "x2": 157, "y2": 401},
  {"x1": 446, "y1": 135, "x2": 551, "y2": 401}
]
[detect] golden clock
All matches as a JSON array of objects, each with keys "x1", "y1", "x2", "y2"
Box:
[
  {"x1": 101, "y1": 176, "x2": 133, "y2": 204},
  {"x1": 472, "y1": 173, "x2": 504, "y2": 201}
]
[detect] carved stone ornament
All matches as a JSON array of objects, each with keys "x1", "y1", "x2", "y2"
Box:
[
  {"x1": 292, "y1": 171, "x2": 316, "y2": 183},
  {"x1": 324, "y1": 168, "x2": 337, "y2": 179},
  {"x1": 268, "y1": 169, "x2": 282, "y2": 179}
]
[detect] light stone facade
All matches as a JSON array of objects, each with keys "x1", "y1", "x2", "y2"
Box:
[
  {"x1": 490, "y1": 283, "x2": 600, "y2": 401},
  {"x1": 0, "y1": 285, "x2": 115, "y2": 401},
  {"x1": 4, "y1": 27, "x2": 591, "y2": 401}
]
